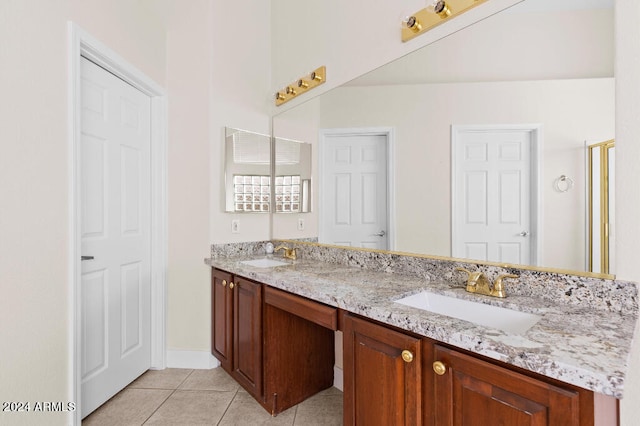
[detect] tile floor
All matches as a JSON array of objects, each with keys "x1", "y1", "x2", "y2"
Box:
[{"x1": 82, "y1": 368, "x2": 343, "y2": 425}]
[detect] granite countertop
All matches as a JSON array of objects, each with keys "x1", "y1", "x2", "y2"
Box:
[{"x1": 206, "y1": 255, "x2": 637, "y2": 398}]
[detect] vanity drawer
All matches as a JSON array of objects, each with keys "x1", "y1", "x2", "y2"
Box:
[{"x1": 264, "y1": 286, "x2": 337, "y2": 330}]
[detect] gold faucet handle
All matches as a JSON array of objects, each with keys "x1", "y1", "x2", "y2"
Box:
[
  {"x1": 455, "y1": 267, "x2": 473, "y2": 277},
  {"x1": 286, "y1": 248, "x2": 297, "y2": 260},
  {"x1": 274, "y1": 245, "x2": 296, "y2": 260},
  {"x1": 455, "y1": 267, "x2": 486, "y2": 293},
  {"x1": 495, "y1": 273, "x2": 519, "y2": 283},
  {"x1": 491, "y1": 274, "x2": 519, "y2": 298},
  {"x1": 455, "y1": 267, "x2": 483, "y2": 281}
]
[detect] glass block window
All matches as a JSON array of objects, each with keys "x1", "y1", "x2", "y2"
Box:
[
  {"x1": 233, "y1": 175, "x2": 270, "y2": 212},
  {"x1": 275, "y1": 175, "x2": 301, "y2": 213}
]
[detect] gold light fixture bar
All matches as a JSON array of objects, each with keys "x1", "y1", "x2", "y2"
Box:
[
  {"x1": 275, "y1": 66, "x2": 326, "y2": 106},
  {"x1": 402, "y1": 0, "x2": 488, "y2": 42}
]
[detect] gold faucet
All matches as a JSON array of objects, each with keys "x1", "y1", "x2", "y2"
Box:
[
  {"x1": 455, "y1": 268, "x2": 518, "y2": 298},
  {"x1": 274, "y1": 245, "x2": 297, "y2": 260}
]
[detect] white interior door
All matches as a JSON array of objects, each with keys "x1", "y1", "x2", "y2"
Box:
[
  {"x1": 320, "y1": 132, "x2": 388, "y2": 249},
  {"x1": 80, "y1": 56, "x2": 152, "y2": 417},
  {"x1": 452, "y1": 127, "x2": 535, "y2": 265}
]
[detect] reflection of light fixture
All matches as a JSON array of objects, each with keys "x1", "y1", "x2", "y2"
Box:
[
  {"x1": 405, "y1": 16, "x2": 422, "y2": 33},
  {"x1": 275, "y1": 66, "x2": 326, "y2": 106},
  {"x1": 427, "y1": 1, "x2": 452, "y2": 18},
  {"x1": 401, "y1": 0, "x2": 488, "y2": 43}
]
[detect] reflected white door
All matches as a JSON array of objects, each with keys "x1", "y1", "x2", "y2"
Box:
[
  {"x1": 452, "y1": 127, "x2": 535, "y2": 265},
  {"x1": 320, "y1": 131, "x2": 388, "y2": 249},
  {"x1": 80, "y1": 57, "x2": 152, "y2": 417}
]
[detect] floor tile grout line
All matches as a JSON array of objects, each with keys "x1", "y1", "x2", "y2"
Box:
[
  {"x1": 216, "y1": 387, "x2": 240, "y2": 425},
  {"x1": 141, "y1": 388, "x2": 178, "y2": 425},
  {"x1": 139, "y1": 369, "x2": 192, "y2": 425},
  {"x1": 175, "y1": 368, "x2": 196, "y2": 390}
]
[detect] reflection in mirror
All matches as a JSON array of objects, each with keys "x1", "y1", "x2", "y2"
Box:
[
  {"x1": 224, "y1": 127, "x2": 271, "y2": 213},
  {"x1": 274, "y1": 137, "x2": 312, "y2": 213},
  {"x1": 588, "y1": 140, "x2": 615, "y2": 275},
  {"x1": 272, "y1": 0, "x2": 615, "y2": 275}
]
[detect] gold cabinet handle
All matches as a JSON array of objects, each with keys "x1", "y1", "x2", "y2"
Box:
[
  {"x1": 222, "y1": 280, "x2": 227, "y2": 287},
  {"x1": 229, "y1": 282, "x2": 235, "y2": 289},
  {"x1": 401, "y1": 350, "x2": 414, "y2": 363},
  {"x1": 433, "y1": 361, "x2": 447, "y2": 376}
]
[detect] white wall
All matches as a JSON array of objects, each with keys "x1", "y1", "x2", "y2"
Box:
[
  {"x1": 317, "y1": 78, "x2": 614, "y2": 271},
  {"x1": 165, "y1": 0, "x2": 214, "y2": 356},
  {"x1": 615, "y1": 1, "x2": 640, "y2": 424},
  {"x1": 0, "y1": 1, "x2": 272, "y2": 423},
  {"x1": 0, "y1": 1, "x2": 168, "y2": 425},
  {"x1": 271, "y1": 0, "x2": 522, "y2": 113},
  {"x1": 209, "y1": 1, "x2": 272, "y2": 245},
  {"x1": 272, "y1": 98, "x2": 321, "y2": 239}
]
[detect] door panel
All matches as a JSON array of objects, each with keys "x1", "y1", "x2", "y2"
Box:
[
  {"x1": 81, "y1": 269, "x2": 108, "y2": 379},
  {"x1": 233, "y1": 277, "x2": 263, "y2": 399},
  {"x1": 453, "y1": 127, "x2": 534, "y2": 265},
  {"x1": 80, "y1": 56, "x2": 152, "y2": 417},
  {"x1": 321, "y1": 132, "x2": 388, "y2": 249},
  {"x1": 343, "y1": 315, "x2": 421, "y2": 425},
  {"x1": 433, "y1": 345, "x2": 581, "y2": 426},
  {"x1": 211, "y1": 269, "x2": 233, "y2": 371}
]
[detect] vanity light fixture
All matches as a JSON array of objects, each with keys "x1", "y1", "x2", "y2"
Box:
[
  {"x1": 402, "y1": 0, "x2": 487, "y2": 42},
  {"x1": 275, "y1": 66, "x2": 326, "y2": 106}
]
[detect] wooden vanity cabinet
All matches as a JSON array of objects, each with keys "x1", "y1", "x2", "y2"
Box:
[
  {"x1": 343, "y1": 313, "x2": 422, "y2": 425},
  {"x1": 342, "y1": 313, "x2": 594, "y2": 426},
  {"x1": 211, "y1": 269, "x2": 263, "y2": 400},
  {"x1": 428, "y1": 344, "x2": 593, "y2": 426},
  {"x1": 211, "y1": 268, "x2": 336, "y2": 415},
  {"x1": 263, "y1": 286, "x2": 336, "y2": 415},
  {"x1": 211, "y1": 269, "x2": 233, "y2": 371}
]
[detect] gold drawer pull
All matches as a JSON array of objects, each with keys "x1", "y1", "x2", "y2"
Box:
[
  {"x1": 222, "y1": 280, "x2": 227, "y2": 287},
  {"x1": 433, "y1": 361, "x2": 447, "y2": 376},
  {"x1": 401, "y1": 350, "x2": 414, "y2": 363},
  {"x1": 229, "y1": 282, "x2": 235, "y2": 289}
]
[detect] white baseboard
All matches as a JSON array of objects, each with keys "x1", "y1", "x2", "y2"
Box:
[
  {"x1": 333, "y1": 365, "x2": 343, "y2": 391},
  {"x1": 166, "y1": 350, "x2": 220, "y2": 369}
]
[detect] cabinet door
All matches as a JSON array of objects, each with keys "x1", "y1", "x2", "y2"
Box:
[
  {"x1": 232, "y1": 276, "x2": 263, "y2": 399},
  {"x1": 211, "y1": 269, "x2": 233, "y2": 371},
  {"x1": 343, "y1": 314, "x2": 422, "y2": 425},
  {"x1": 433, "y1": 345, "x2": 581, "y2": 426}
]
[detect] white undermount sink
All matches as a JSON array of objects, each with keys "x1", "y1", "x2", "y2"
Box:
[
  {"x1": 394, "y1": 291, "x2": 541, "y2": 334},
  {"x1": 241, "y1": 258, "x2": 290, "y2": 268}
]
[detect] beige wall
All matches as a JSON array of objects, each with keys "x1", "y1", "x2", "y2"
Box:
[
  {"x1": 0, "y1": 0, "x2": 272, "y2": 424},
  {"x1": 271, "y1": 0, "x2": 522, "y2": 113},
  {"x1": 209, "y1": 1, "x2": 272, "y2": 245},
  {"x1": 165, "y1": 0, "x2": 273, "y2": 354},
  {"x1": 0, "y1": 1, "x2": 169, "y2": 425},
  {"x1": 615, "y1": 1, "x2": 640, "y2": 425},
  {"x1": 165, "y1": 0, "x2": 213, "y2": 354}
]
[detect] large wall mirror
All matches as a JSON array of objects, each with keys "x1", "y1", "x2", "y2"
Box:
[{"x1": 272, "y1": 0, "x2": 615, "y2": 276}]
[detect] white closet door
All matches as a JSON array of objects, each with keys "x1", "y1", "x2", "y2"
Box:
[
  {"x1": 321, "y1": 133, "x2": 388, "y2": 250},
  {"x1": 453, "y1": 128, "x2": 532, "y2": 265},
  {"x1": 80, "y1": 56, "x2": 152, "y2": 417}
]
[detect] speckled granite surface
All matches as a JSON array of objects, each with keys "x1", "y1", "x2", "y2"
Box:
[{"x1": 207, "y1": 241, "x2": 639, "y2": 398}]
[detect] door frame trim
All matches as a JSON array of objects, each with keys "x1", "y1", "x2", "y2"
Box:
[
  {"x1": 450, "y1": 124, "x2": 543, "y2": 266},
  {"x1": 318, "y1": 127, "x2": 396, "y2": 250},
  {"x1": 67, "y1": 23, "x2": 168, "y2": 424}
]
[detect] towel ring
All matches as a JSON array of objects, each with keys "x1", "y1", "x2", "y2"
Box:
[{"x1": 554, "y1": 175, "x2": 574, "y2": 193}]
